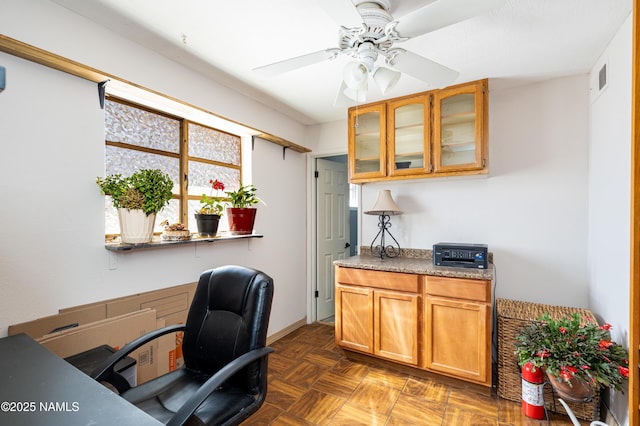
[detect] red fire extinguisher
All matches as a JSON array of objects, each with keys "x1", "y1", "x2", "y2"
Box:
[{"x1": 521, "y1": 361, "x2": 545, "y2": 419}]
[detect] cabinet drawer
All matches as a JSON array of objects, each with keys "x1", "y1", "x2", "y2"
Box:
[
  {"x1": 336, "y1": 267, "x2": 421, "y2": 293},
  {"x1": 425, "y1": 276, "x2": 491, "y2": 302}
]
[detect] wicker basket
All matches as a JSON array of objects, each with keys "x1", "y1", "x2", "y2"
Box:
[{"x1": 496, "y1": 298, "x2": 600, "y2": 421}]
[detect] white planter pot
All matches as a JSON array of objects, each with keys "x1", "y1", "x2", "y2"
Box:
[{"x1": 117, "y1": 208, "x2": 156, "y2": 244}]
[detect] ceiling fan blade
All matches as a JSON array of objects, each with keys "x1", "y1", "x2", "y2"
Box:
[
  {"x1": 390, "y1": 50, "x2": 459, "y2": 88},
  {"x1": 253, "y1": 49, "x2": 338, "y2": 79},
  {"x1": 394, "y1": 0, "x2": 507, "y2": 39},
  {"x1": 314, "y1": 0, "x2": 362, "y2": 28}
]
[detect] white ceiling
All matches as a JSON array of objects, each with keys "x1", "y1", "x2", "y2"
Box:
[{"x1": 51, "y1": 0, "x2": 632, "y2": 125}]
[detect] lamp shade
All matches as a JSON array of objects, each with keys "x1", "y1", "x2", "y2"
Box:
[
  {"x1": 343, "y1": 85, "x2": 367, "y2": 102},
  {"x1": 343, "y1": 61, "x2": 368, "y2": 90},
  {"x1": 373, "y1": 66, "x2": 401, "y2": 94},
  {"x1": 365, "y1": 190, "x2": 402, "y2": 215}
]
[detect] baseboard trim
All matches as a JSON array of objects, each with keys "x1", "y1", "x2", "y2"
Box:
[{"x1": 266, "y1": 317, "x2": 307, "y2": 345}]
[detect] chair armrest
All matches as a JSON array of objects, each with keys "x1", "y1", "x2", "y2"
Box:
[
  {"x1": 167, "y1": 346, "x2": 274, "y2": 426},
  {"x1": 91, "y1": 323, "x2": 186, "y2": 391}
]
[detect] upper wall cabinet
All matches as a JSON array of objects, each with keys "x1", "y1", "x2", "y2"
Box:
[
  {"x1": 387, "y1": 94, "x2": 431, "y2": 178},
  {"x1": 433, "y1": 80, "x2": 487, "y2": 173},
  {"x1": 348, "y1": 103, "x2": 387, "y2": 181},
  {"x1": 348, "y1": 79, "x2": 488, "y2": 183}
]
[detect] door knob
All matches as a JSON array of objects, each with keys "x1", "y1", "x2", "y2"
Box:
[{"x1": 344, "y1": 242, "x2": 351, "y2": 249}]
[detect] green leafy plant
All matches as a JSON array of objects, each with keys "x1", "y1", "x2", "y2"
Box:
[
  {"x1": 198, "y1": 179, "x2": 226, "y2": 215},
  {"x1": 96, "y1": 169, "x2": 174, "y2": 216},
  {"x1": 226, "y1": 184, "x2": 261, "y2": 208},
  {"x1": 515, "y1": 312, "x2": 629, "y2": 391}
]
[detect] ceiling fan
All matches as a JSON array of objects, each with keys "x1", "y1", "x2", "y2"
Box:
[{"x1": 253, "y1": 0, "x2": 506, "y2": 104}]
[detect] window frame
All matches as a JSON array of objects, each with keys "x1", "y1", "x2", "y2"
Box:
[{"x1": 104, "y1": 95, "x2": 242, "y2": 236}]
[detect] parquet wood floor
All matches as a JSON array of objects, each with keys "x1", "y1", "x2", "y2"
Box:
[{"x1": 244, "y1": 323, "x2": 591, "y2": 426}]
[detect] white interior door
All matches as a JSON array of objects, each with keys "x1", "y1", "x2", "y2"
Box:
[{"x1": 316, "y1": 158, "x2": 350, "y2": 321}]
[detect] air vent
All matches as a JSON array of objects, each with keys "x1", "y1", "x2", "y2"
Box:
[
  {"x1": 590, "y1": 57, "x2": 609, "y2": 103},
  {"x1": 598, "y1": 63, "x2": 607, "y2": 91}
]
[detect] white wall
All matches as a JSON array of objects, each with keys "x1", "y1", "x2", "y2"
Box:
[
  {"x1": 310, "y1": 76, "x2": 591, "y2": 308},
  {"x1": 587, "y1": 15, "x2": 632, "y2": 425},
  {"x1": 1, "y1": 0, "x2": 307, "y2": 144},
  {"x1": 0, "y1": 0, "x2": 309, "y2": 337}
]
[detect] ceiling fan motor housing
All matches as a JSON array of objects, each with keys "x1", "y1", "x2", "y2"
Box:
[
  {"x1": 353, "y1": 0, "x2": 392, "y2": 29},
  {"x1": 340, "y1": 0, "x2": 395, "y2": 69}
]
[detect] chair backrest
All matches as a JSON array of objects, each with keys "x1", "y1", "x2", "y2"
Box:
[{"x1": 182, "y1": 265, "x2": 273, "y2": 394}]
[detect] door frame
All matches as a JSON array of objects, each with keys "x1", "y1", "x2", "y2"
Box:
[{"x1": 307, "y1": 152, "x2": 361, "y2": 322}]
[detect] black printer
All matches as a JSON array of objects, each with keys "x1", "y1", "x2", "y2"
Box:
[{"x1": 433, "y1": 242, "x2": 488, "y2": 269}]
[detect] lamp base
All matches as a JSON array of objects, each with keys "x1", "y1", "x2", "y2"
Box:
[{"x1": 369, "y1": 214, "x2": 400, "y2": 259}]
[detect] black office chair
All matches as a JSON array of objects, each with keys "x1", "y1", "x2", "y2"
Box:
[{"x1": 92, "y1": 265, "x2": 274, "y2": 426}]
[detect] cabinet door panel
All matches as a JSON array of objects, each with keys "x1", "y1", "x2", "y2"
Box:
[
  {"x1": 374, "y1": 290, "x2": 420, "y2": 365},
  {"x1": 335, "y1": 284, "x2": 374, "y2": 353},
  {"x1": 387, "y1": 95, "x2": 430, "y2": 177},
  {"x1": 433, "y1": 81, "x2": 486, "y2": 173},
  {"x1": 348, "y1": 103, "x2": 386, "y2": 182},
  {"x1": 425, "y1": 296, "x2": 490, "y2": 385}
]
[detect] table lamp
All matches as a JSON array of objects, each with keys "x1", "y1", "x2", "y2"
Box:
[{"x1": 365, "y1": 189, "x2": 403, "y2": 259}]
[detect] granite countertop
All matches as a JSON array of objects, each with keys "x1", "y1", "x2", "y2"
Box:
[{"x1": 334, "y1": 247, "x2": 494, "y2": 280}]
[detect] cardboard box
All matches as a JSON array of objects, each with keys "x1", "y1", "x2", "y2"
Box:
[
  {"x1": 8, "y1": 305, "x2": 106, "y2": 339},
  {"x1": 37, "y1": 309, "x2": 158, "y2": 384},
  {"x1": 59, "y1": 282, "x2": 197, "y2": 376},
  {"x1": 156, "y1": 319, "x2": 185, "y2": 376},
  {"x1": 58, "y1": 283, "x2": 197, "y2": 320},
  {"x1": 9, "y1": 282, "x2": 197, "y2": 382}
]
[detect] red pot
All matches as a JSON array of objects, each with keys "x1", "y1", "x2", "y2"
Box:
[
  {"x1": 547, "y1": 373, "x2": 595, "y2": 401},
  {"x1": 226, "y1": 207, "x2": 256, "y2": 235}
]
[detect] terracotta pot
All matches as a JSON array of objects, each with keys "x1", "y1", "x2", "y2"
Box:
[
  {"x1": 226, "y1": 207, "x2": 256, "y2": 235},
  {"x1": 118, "y1": 208, "x2": 156, "y2": 244},
  {"x1": 194, "y1": 213, "x2": 220, "y2": 237},
  {"x1": 547, "y1": 373, "x2": 595, "y2": 401}
]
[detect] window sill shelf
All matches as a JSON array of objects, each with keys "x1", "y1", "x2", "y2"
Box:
[{"x1": 105, "y1": 232, "x2": 263, "y2": 251}]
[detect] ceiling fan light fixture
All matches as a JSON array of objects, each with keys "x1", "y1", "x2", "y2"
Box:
[
  {"x1": 343, "y1": 85, "x2": 367, "y2": 102},
  {"x1": 343, "y1": 61, "x2": 369, "y2": 90},
  {"x1": 372, "y1": 66, "x2": 400, "y2": 94}
]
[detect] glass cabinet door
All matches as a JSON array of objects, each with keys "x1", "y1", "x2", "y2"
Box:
[
  {"x1": 348, "y1": 103, "x2": 386, "y2": 181},
  {"x1": 433, "y1": 81, "x2": 486, "y2": 172},
  {"x1": 387, "y1": 94, "x2": 430, "y2": 176}
]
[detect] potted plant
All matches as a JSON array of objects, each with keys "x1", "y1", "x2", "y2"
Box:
[
  {"x1": 195, "y1": 179, "x2": 225, "y2": 237},
  {"x1": 96, "y1": 169, "x2": 173, "y2": 244},
  {"x1": 515, "y1": 312, "x2": 629, "y2": 400},
  {"x1": 225, "y1": 184, "x2": 260, "y2": 235}
]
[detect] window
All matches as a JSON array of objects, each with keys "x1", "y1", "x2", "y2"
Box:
[{"x1": 103, "y1": 97, "x2": 243, "y2": 235}]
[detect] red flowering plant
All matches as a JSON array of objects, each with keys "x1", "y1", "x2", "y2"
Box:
[
  {"x1": 515, "y1": 312, "x2": 629, "y2": 392},
  {"x1": 198, "y1": 179, "x2": 226, "y2": 216}
]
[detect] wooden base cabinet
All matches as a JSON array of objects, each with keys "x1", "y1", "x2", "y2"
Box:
[
  {"x1": 424, "y1": 275, "x2": 492, "y2": 386},
  {"x1": 374, "y1": 290, "x2": 420, "y2": 365},
  {"x1": 335, "y1": 266, "x2": 492, "y2": 386},
  {"x1": 335, "y1": 284, "x2": 374, "y2": 353},
  {"x1": 425, "y1": 297, "x2": 491, "y2": 385},
  {"x1": 335, "y1": 268, "x2": 421, "y2": 366}
]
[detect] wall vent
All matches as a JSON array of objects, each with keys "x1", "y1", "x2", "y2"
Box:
[
  {"x1": 598, "y1": 63, "x2": 607, "y2": 91},
  {"x1": 590, "y1": 57, "x2": 609, "y2": 103}
]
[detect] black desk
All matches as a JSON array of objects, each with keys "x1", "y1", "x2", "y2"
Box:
[{"x1": 0, "y1": 334, "x2": 162, "y2": 426}]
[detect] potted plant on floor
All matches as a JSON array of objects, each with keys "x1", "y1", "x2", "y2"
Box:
[
  {"x1": 226, "y1": 184, "x2": 261, "y2": 235},
  {"x1": 195, "y1": 179, "x2": 225, "y2": 237},
  {"x1": 96, "y1": 169, "x2": 174, "y2": 244},
  {"x1": 515, "y1": 312, "x2": 629, "y2": 400}
]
